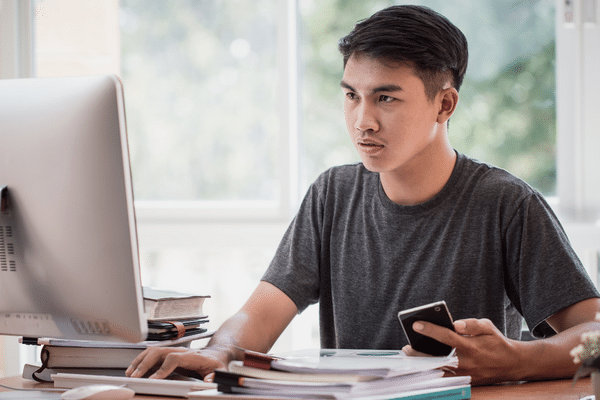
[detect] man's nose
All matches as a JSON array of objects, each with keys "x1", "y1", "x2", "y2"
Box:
[{"x1": 354, "y1": 102, "x2": 379, "y2": 132}]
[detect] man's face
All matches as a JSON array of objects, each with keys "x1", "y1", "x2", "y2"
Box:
[{"x1": 341, "y1": 54, "x2": 447, "y2": 176}]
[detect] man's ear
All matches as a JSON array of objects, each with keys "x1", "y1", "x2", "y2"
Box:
[{"x1": 437, "y1": 87, "x2": 459, "y2": 124}]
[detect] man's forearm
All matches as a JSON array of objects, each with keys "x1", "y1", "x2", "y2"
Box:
[
  {"x1": 204, "y1": 281, "x2": 299, "y2": 367},
  {"x1": 515, "y1": 321, "x2": 600, "y2": 382},
  {"x1": 203, "y1": 311, "x2": 266, "y2": 367}
]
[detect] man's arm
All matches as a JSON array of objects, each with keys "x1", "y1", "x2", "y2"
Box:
[
  {"x1": 403, "y1": 297, "x2": 600, "y2": 385},
  {"x1": 126, "y1": 281, "x2": 298, "y2": 380}
]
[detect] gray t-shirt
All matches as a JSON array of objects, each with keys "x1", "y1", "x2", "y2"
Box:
[{"x1": 262, "y1": 152, "x2": 599, "y2": 349}]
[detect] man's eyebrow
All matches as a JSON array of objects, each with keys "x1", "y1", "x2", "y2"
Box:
[
  {"x1": 340, "y1": 81, "x2": 354, "y2": 91},
  {"x1": 340, "y1": 81, "x2": 403, "y2": 94},
  {"x1": 372, "y1": 84, "x2": 403, "y2": 93}
]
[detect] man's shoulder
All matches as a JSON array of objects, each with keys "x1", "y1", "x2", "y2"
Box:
[
  {"x1": 459, "y1": 154, "x2": 536, "y2": 198},
  {"x1": 306, "y1": 163, "x2": 379, "y2": 207}
]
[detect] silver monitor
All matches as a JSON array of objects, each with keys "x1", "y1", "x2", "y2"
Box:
[{"x1": 0, "y1": 75, "x2": 147, "y2": 342}]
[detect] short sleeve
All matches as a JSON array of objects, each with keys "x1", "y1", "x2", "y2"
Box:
[
  {"x1": 503, "y1": 192, "x2": 599, "y2": 337},
  {"x1": 261, "y1": 179, "x2": 325, "y2": 313}
]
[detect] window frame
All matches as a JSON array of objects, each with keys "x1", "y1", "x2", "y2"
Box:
[
  {"x1": 555, "y1": 0, "x2": 600, "y2": 222},
  {"x1": 0, "y1": 0, "x2": 34, "y2": 79}
]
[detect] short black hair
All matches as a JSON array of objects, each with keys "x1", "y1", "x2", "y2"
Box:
[{"x1": 338, "y1": 5, "x2": 468, "y2": 100}]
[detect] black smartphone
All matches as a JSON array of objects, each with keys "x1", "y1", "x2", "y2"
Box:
[{"x1": 398, "y1": 300, "x2": 455, "y2": 356}]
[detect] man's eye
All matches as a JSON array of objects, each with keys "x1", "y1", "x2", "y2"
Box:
[
  {"x1": 346, "y1": 92, "x2": 357, "y2": 100},
  {"x1": 379, "y1": 95, "x2": 394, "y2": 102}
]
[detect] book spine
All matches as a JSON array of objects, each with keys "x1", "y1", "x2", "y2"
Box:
[
  {"x1": 384, "y1": 386, "x2": 471, "y2": 400},
  {"x1": 242, "y1": 350, "x2": 277, "y2": 370},
  {"x1": 213, "y1": 370, "x2": 245, "y2": 387}
]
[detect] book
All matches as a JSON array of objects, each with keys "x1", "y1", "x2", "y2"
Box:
[
  {"x1": 23, "y1": 330, "x2": 215, "y2": 381},
  {"x1": 239, "y1": 349, "x2": 455, "y2": 376},
  {"x1": 213, "y1": 369, "x2": 469, "y2": 395},
  {"x1": 268, "y1": 350, "x2": 459, "y2": 378},
  {"x1": 31, "y1": 330, "x2": 214, "y2": 348},
  {"x1": 228, "y1": 361, "x2": 381, "y2": 383},
  {"x1": 187, "y1": 385, "x2": 471, "y2": 400},
  {"x1": 213, "y1": 369, "x2": 459, "y2": 393},
  {"x1": 147, "y1": 318, "x2": 209, "y2": 341},
  {"x1": 22, "y1": 363, "x2": 128, "y2": 382},
  {"x1": 353, "y1": 385, "x2": 470, "y2": 400},
  {"x1": 143, "y1": 286, "x2": 210, "y2": 321},
  {"x1": 199, "y1": 349, "x2": 471, "y2": 400},
  {"x1": 41, "y1": 343, "x2": 145, "y2": 369},
  {"x1": 147, "y1": 318, "x2": 208, "y2": 334}
]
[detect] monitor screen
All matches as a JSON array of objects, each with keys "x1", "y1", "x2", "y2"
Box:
[{"x1": 0, "y1": 75, "x2": 147, "y2": 342}]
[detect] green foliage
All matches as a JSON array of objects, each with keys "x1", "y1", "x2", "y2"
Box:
[{"x1": 452, "y1": 42, "x2": 556, "y2": 194}]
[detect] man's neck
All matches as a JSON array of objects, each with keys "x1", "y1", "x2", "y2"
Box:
[{"x1": 379, "y1": 141, "x2": 457, "y2": 206}]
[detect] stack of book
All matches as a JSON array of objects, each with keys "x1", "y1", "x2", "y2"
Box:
[
  {"x1": 144, "y1": 286, "x2": 210, "y2": 341},
  {"x1": 22, "y1": 286, "x2": 213, "y2": 382},
  {"x1": 188, "y1": 349, "x2": 471, "y2": 400}
]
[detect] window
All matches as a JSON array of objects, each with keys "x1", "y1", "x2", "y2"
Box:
[
  {"x1": 120, "y1": 1, "x2": 280, "y2": 202},
  {"x1": 32, "y1": 0, "x2": 559, "y2": 202}
]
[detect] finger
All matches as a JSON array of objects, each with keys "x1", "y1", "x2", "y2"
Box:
[
  {"x1": 204, "y1": 372, "x2": 215, "y2": 383},
  {"x1": 129, "y1": 348, "x2": 185, "y2": 378},
  {"x1": 402, "y1": 344, "x2": 433, "y2": 357},
  {"x1": 413, "y1": 320, "x2": 460, "y2": 348},
  {"x1": 148, "y1": 352, "x2": 184, "y2": 379},
  {"x1": 126, "y1": 348, "x2": 151, "y2": 376},
  {"x1": 453, "y1": 318, "x2": 496, "y2": 336},
  {"x1": 128, "y1": 348, "x2": 167, "y2": 378}
]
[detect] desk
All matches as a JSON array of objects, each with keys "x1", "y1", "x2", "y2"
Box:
[
  {"x1": 0, "y1": 375, "x2": 594, "y2": 399},
  {"x1": 0, "y1": 376, "x2": 158, "y2": 400},
  {"x1": 470, "y1": 378, "x2": 592, "y2": 399}
]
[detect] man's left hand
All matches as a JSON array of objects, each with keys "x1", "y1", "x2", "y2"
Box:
[{"x1": 402, "y1": 318, "x2": 524, "y2": 385}]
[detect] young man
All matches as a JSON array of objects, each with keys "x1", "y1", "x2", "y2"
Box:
[{"x1": 127, "y1": 5, "x2": 600, "y2": 385}]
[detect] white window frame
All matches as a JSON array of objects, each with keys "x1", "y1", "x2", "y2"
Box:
[
  {"x1": 555, "y1": 0, "x2": 600, "y2": 284},
  {"x1": 0, "y1": 0, "x2": 34, "y2": 79}
]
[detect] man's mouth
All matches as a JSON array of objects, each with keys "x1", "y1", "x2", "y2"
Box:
[{"x1": 357, "y1": 140, "x2": 384, "y2": 154}]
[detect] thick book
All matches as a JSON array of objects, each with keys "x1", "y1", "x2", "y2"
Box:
[
  {"x1": 41, "y1": 344, "x2": 145, "y2": 369},
  {"x1": 143, "y1": 286, "x2": 210, "y2": 321},
  {"x1": 25, "y1": 330, "x2": 214, "y2": 381}
]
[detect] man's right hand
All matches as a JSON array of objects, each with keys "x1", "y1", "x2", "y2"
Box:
[
  {"x1": 125, "y1": 346, "x2": 230, "y2": 381},
  {"x1": 125, "y1": 281, "x2": 298, "y2": 382}
]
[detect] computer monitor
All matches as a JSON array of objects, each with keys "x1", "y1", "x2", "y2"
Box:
[{"x1": 0, "y1": 75, "x2": 147, "y2": 343}]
